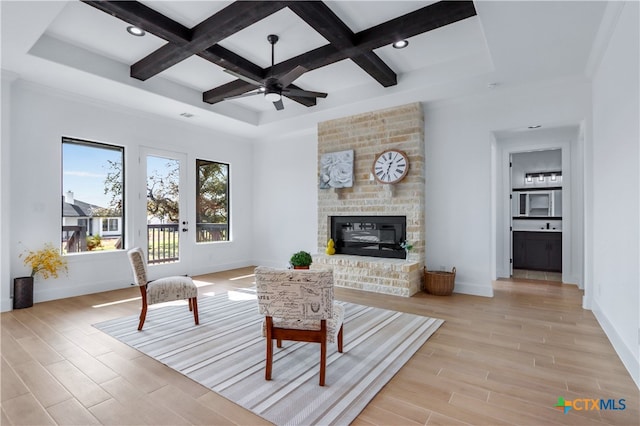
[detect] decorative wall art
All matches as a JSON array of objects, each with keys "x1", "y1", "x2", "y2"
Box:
[{"x1": 319, "y1": 149, "x2": 354, "y2": 189}]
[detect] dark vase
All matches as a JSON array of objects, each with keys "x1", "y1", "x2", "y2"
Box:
[
  {"x1": 13, "y1": 277, "x2": 34, "y2": 309},
  {"x1": 293, "y1": 265, "x2": 310, "y2": 270}
]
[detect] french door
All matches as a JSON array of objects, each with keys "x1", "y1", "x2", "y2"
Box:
[{"x1": 139, "y1": 148, "x2": 190, "y2": 277}]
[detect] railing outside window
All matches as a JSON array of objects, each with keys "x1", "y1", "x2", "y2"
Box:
[
  {"x1": 196, "y1": 223, "x2": 228, "y2": 242},
  {"x1": 146, "y1": 223, "x2": 229, "y2": 264},
  {"x1": 62, "y1": 226, "x2": 87, "y2": 253},
  {"x1": 147, "y1": 224, "x2": 179, "y2": 264}
]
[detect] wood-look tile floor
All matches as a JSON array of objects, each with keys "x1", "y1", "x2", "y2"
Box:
[{"x1": 2, "y1": 267, "x2": 638, "y2": 425}]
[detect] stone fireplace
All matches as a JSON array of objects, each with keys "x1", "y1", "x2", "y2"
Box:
[
  {"x1": 314, "y1": 103, "x2": 425, "y2": 296},
  {"x1": 330, "y1": 215, "x2": 407, "y2": 259}
]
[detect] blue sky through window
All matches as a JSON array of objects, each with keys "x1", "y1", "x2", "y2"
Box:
[{"x1": 62, "y1": 142, "x2": 122, "y2": 208}]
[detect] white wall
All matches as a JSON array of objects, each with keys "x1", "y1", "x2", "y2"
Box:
[
  {"x1": 423, "y1": 77, "x2": 590, "y2": 297},
  {"x1": 252, "y1": 129, "x2": 318, "y2": 268},
  {"x1": 1, "y1": 71, "x2": 18, "y2": 311},
  {"x1": 250, "y1": 77, "x2": 592, "y2": 299},
  {"x1": 589, "y1": 1, "x2": 639, "y2": 387},
  {"x1": 4, "y1": 81, "x2": 255, "y2": 309}
]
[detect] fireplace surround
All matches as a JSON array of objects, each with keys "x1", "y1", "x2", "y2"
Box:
[
  {"x1": 330, "y1": 215, "x2": 406, "y2": 259},
  {"x1": 316, "y1": 103, "x2": 425, "y2": 296}
]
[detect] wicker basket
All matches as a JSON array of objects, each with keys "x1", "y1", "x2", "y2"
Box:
[{"x1": 424, "y1": 267, "x2": 456, "y2": 296}]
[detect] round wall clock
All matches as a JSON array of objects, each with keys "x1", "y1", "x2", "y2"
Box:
[{"x1": 372, "y1": 149, "x2": 410, "y2": 184}]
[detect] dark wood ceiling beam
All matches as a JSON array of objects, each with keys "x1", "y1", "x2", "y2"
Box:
[
  {"x1": 287, "y1": 1, "x2": 396, "y2": 87},
  {"x1": 131, "y1": 1, "x2": 288, "y2": 81},
  {"x1": 198, "y1": 45, "x2": 264, "y2": 82},
  {"x1": 268, "y1": 1, "x2": 476, "y2": 78},
  {"x1": 81, "y1": 1, "x2": 191, "y2": 44},
  {"x1": 356, "y1": 1, "x2": 477, "y2": 51}
]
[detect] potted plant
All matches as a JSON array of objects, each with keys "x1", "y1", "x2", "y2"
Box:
[
  {"x1": 400, "y1": 239, "x2": 413, "y2": 260},
  {"x1": 15, "y1": 243, "x2": 68, "y2": 309},
  {"x1": 290, "y1": 250, "x2": 313, "y2": 269}
]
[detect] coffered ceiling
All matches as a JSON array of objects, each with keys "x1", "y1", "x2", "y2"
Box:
[{"x1": 1, "y1": 1, "x2": 609, "y2": 138}]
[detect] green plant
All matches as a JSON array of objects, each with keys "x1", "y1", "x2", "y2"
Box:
[
  {"x1": 289, "y1": 250, "x2": 313, "y2": 267},
  {"x1": 400, "y1": 240, "x2": 413, "y2": 251},
  {"x1": 19, "y1": 243, "x2": 68, "y2": 279},
  {"x1": 86, "y1": 235, "x2": 102, "y2": 251}
]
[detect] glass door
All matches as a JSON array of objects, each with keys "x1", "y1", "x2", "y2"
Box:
[{"x1": 141, "y1": 149, "x2": 189, "y2": 276}]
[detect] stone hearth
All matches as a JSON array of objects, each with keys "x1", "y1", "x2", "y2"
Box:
[{"x1": 316, "y1": 103, "x2": 425, "y2": 296}]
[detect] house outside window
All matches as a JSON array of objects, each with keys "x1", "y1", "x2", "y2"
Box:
[
  {"x1": 62, "y1": 138, "x2": 124, "y2": 253},
  {"x1": 196, "y1": 159, "x2": 229, "y2": 242}
]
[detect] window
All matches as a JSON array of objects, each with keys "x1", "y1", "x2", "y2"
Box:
[
  {"x1": 102, "y1": 218, "x2": 119, "y2": 232},
  {"x1": 62, "y1": 138, "x2": 124, "y2": 253},
  {"x1": 196, "y1": 159, "x2": 229, "y2": 242}
]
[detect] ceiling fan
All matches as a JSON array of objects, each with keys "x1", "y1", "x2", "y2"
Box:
[{"x1": 224, "y1": 34, "x2": 328, "y2": 110}]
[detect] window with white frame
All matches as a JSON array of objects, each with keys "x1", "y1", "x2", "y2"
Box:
[{"x1": 62, "y1": 137, "x2": 124, "y2": 253}]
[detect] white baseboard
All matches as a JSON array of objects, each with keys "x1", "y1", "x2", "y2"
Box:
[
  {"x1": 454, "y1": 280, "x2": 494, "y2": 297},
  {"x1": 1, "y1": 298, "x2": 13, "y2": 312},
  {"x1": 592, "y1": 298, "x2": 640, "y2": 390},
  {"x1": 34, "y1": 278, "x2": 132, "y2": 303}
]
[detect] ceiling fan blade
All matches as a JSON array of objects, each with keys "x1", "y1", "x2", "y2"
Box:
[
  {"x1": 225, "y1": 90, "x2": 263, "y2": 100},
  {"x1": 223, "y1": 69, "x2": 263, "y2": 86},
  {"x1": 278, "y1": 65, "x2": 307, "y2": 88},
  {"x1": 282, "y1": 88, "x2": 328, "y2": 98},
  {"x1": 273, "y1": 98, "x2": 284, "y2": 111}
]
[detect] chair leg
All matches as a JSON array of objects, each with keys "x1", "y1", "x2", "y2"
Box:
[
  {"x1": 319, "y1": 319, "x2": 327, "y2": 386},
  {"x1": 138, "y1": 287, "x2": 148, "y2": 331},
  {"x1": 138, "y1": 305, "x2": 147, "y2": 331},
  {"x1": 188, "y1": 298, "x2": 193, "y2": 311},
  {"x1": 265, "y1": 317, "x2": 273, "y2": 381},
  {"x1": 277, "y1": 339, "x2": 282, "y2": 348},
  {"x1": 337, "y1": 324, "x2": 344, "y2": 353},
  {"x1": 191, "y1": 297, "x2": 199, "y2": 325}
]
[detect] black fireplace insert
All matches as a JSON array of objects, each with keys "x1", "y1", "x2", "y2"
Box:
[{"x1": 330, "y1": 215, "x2": 406, "y2": 259}]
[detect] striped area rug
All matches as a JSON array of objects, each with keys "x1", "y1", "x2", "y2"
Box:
[{"x1": 94, "y1": 288, "x2": 443, "y2": 425}]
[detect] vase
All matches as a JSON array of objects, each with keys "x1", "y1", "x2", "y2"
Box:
[
  {"x1": 13, "y1": 276, "x2": 34, "y2": 309},
  {"x1": 293, "y1": 265, "x2": 310, "y2": 270}
]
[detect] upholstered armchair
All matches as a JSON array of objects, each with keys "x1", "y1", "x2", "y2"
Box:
[
  {"x1": 255, "y1": 266, "x2": 344, "y2": 386},
  {"x1": 127, "y1": 247, "x2": 199, "y2": 331}
]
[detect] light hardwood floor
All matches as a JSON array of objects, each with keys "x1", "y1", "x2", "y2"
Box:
[{"x1": 2, "y1": 267, "x2": 638, "y2": 425}]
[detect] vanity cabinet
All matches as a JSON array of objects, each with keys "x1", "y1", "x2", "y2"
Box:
[{"x1": 513, "y1": 231, "x2": 562, "y2": 272}]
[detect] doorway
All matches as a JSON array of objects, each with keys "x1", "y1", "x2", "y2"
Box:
[
  {"x1": 493, "y1": 125, "x2": 581, "y2": 287},
  {"x1": 140, "y1": 148, "x2": 190, "y2": 277},
  {"x1": 510, "y1": 150, "x2": 563, "y2": 282}
]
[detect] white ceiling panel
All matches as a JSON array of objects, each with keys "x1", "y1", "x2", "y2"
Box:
[{"x1": 1, "y1": 1, "x2": 609, "y2": 137}]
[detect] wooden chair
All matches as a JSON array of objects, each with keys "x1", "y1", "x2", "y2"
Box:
[
  {"x1": 255, "y1": 266, "x2": 344, "y2": 386},
  {"x1": 127, "y1": 247, "x2": 199, "y2": 331}
]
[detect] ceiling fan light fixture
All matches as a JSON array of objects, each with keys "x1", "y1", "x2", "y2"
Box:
[
  {"x1": 264, "y1": 92, "x2": 281, "y2": 103},
  {"x1": 392, "y1": 39, "x2": 409, "y2": 49},
  {"x1": 126, "y1": 26, "x2": 145, "y2": 37}
]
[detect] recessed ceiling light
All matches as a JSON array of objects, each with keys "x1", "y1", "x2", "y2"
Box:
[
  {"x1": 392, "y1": 40, "x2": 409, "y2": 49},
  {"x1": 126, "y1": 26, "x2": 145, "y2": 37},
  {"x1": 180, "y1": 112, "x2": 194, "y2": 118},
  {"x1": 528, "y1": 125, "x2": 542, "y2": 129}
]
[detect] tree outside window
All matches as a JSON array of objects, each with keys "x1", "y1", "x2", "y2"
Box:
[{"x1": 196, "y1": 159, "x2": 229, "y2": 242}]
